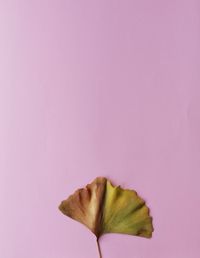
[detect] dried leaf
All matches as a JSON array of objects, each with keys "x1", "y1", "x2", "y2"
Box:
[
  {"x1": 59, "y1": 177, "x2": 154, "y2": 257},
  {"x1": 59, "y1": 177, "x2": 106, "y2": 237}
]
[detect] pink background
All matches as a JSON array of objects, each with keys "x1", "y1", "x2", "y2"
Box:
[{"x1": 1, "y1": 1, "x2": 200, "y2": 257}]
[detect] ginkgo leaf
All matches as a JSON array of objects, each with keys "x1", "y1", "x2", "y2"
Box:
[{"x1": 59, "y1": 177, "x2": 154, "y2": 257}]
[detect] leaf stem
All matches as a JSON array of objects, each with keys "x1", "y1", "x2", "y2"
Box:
[{"x1": 96, "y1": 238, "x2": 102, "y2": 258}]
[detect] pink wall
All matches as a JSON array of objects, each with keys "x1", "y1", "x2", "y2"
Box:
[{"x1": 1, "y1": 1, "x2": 200, "y2": 257}]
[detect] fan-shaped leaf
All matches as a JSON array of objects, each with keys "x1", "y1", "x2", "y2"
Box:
[{"x1": 59, "y1": 177, "x2": 153, "y2": 239}]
